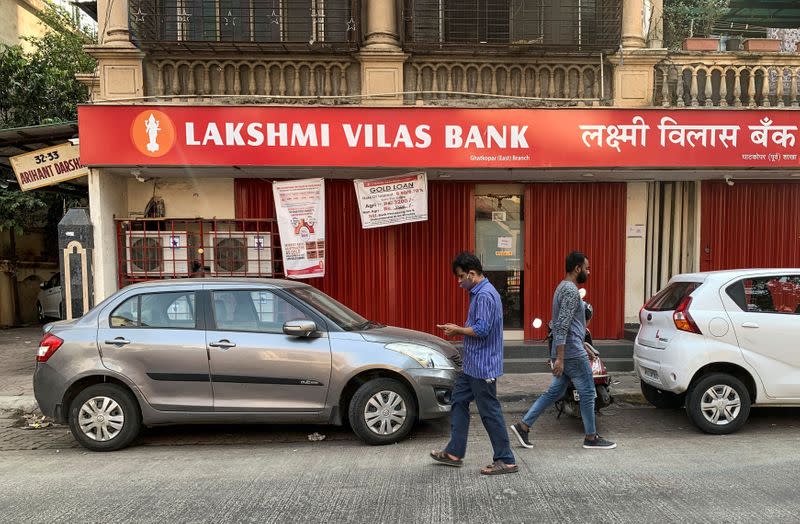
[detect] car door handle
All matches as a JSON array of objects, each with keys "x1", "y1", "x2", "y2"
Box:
[
  {"x1": 209, "y1": 340, "x2": 236, "y2": 349},
  {"x1": 741, "y1": 322, "x2": 760, "y2": 329},
  {"x1": 104, "y1": 337, "x2": 130, "y2": 346}
]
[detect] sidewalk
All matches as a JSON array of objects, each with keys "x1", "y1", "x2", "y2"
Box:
[
  {"x1": 0, "y1": 327, "x2": 40, "y2": 413},
  {"x1": 0, "y1": 326, "x2": 645, "y2": 414}
]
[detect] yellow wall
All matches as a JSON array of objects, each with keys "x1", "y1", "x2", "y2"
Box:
[
  {"x1": 126, "y1": 177, "x2": 236, "y2": 219},
  {"x1": 0, "y1": 0, "x2": 49, "y2": 48}
]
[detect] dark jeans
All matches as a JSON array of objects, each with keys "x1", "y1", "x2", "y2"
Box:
[
  {"x1": 522, "y1": 356, "x2": 597, "y2": 436},
  {"x1": 444, "y1": 373, "x2": 515, "y2": 465}
]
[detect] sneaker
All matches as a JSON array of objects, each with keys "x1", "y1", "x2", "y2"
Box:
[
  {"x1": 510, "y1": 422, "x2": 533, "y2": 449},
  {"x1": 583, "y1": 434, "x2": 617, "y2": 450}
]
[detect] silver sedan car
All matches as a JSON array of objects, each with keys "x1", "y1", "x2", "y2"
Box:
[{"x1": 33, "y1": 279, "x2": 460, "y2": 451}]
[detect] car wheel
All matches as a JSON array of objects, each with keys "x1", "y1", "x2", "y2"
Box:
[
  {"x1": 36, "y1": 302, "x2": 45, "y2": 323},
  {"x1": 68, "y1": 384, "x2": 141, "y2": 452},
  {"x1": 641, "y1": 380, "x2": 684, "y2": 409},
  {"x1": 349, "y1": 378, "x2": 417, "y2": 445},
  {"x1": 685, "y1": 373, "x2": 751, "y2": 435}
]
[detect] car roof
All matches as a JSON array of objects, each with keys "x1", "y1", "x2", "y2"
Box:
[
  {"x1": 670, "y1": 269, "x2": 800, "y2": 284},
  {"x1": 122, "y1": 278, "x2": 311, "y2": 290}
]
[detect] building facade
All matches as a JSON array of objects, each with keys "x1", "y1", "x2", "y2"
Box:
[{"x1": 76, "y1": 0, "x2": 800, "y2": 340}]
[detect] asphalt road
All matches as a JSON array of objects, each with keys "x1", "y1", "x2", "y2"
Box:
[{"x1": 2, "y1": 404, "x2": 800, "y2": 523}]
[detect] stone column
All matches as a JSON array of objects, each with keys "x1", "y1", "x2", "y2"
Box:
[
  {"x1": 359, "y1": 0, "x2": 407, "y2": 105},
  {"x1": 622, "y1": 0, "x2": 647, "y2": 49},
  {"x1": 88, "y1": 169, "x2": 128, "y2": 302},
  {"x1": 608, "y1": 49, "x2": 667, "y2": 106},
  {"x1": 97, "y1": 0, "x2": 133, "y2": 47},
  {"x1": 365, "y1": 0, "x2": 400, "y2": 49},
  {"x1": 624, "y1": 182, "x2": 648, "y2": 326}
]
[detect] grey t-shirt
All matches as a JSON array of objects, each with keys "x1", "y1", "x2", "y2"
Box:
[{"x1": 550, "y1": 280, "x2": 587, "y2": 360}]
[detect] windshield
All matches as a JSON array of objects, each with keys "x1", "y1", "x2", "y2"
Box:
[{"x1": 284, "y1": 286, "x2": 371, "y2": 331}]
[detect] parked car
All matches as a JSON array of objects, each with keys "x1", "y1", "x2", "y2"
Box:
[
  {"x1": 34, "y1": 279, "x2": 460, "y2": 451},
  {"x1": 36, "y1": 273, "x2": 63, "y2": 323},
  {"x1": 634, "y1": 269, "x2": 800, "y2": 434}
]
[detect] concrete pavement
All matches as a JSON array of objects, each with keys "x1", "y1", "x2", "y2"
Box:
[{"x1": 2, "y1": 405, "x2": 800, "y2": 522}]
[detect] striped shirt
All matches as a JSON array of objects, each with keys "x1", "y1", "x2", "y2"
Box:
[{"x1": 462, "y1": 278, "x2": 504, "y2": 379}]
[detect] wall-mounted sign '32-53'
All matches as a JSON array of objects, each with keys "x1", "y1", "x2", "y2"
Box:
[
  {"x1": 11, "y1": 143, "x2": 88, "y2": 191},
  {"x1": 78, "y1": 105, "x2": 800, "y2": 168}
]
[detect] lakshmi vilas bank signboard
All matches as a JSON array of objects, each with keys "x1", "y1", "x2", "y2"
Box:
[{"x1": 78, "y1": 105, "x2": 800, "y2": 168}]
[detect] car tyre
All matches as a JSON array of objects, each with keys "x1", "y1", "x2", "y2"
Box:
[
  {"x1": 68, "y1": 383, "x2": 142, "y2": 452},
  {"x1": 685, "y1": 373, "x2": 751, "y2": 435},
  {"x1": 641, "y1": 380, "x2": 684, "y2": 409},
  {"x1": 36, "y1": 302, "x2": 45, "y2": 323},
  {"x1": 349, "y1": 378, "x2": 417, "y2": 445}
]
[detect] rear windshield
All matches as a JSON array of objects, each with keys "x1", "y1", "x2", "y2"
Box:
[{"x1": 644, "y1": 282, "x2": 700, "y2": 312}]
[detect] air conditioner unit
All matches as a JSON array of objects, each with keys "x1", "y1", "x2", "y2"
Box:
[
  {"x1": 204, "y1": 232, "x2": 273, "y2": 276},
  {"x1": 125, "y1": 231, "x2": 190, "y2": 277}
]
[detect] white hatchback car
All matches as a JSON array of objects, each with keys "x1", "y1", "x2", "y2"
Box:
[{"x1": 634, "y1": 269, "x2": 800, "y2": 434}]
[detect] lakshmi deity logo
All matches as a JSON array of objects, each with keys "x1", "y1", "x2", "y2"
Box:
[{"x1": 131, "y1": 110, "x2": 176, "y2": 158}]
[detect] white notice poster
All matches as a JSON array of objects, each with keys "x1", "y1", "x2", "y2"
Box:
[
  {"x1": 353, "y1": 172, "x2": 428, "y2": 229},
  {"x1": 272, "y1": 178, "x2": 326, "y2": 279}
]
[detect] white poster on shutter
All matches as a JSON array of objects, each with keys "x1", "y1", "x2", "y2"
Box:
[
  {"x1": 272, "y1": 178, "x2": 325, "y2": 279},
  {"x1": 353, "y1": 172, "x2": 428, "y2": 229}
]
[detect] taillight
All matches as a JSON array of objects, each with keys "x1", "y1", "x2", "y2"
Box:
[
  {"x1": 673, "y1": 297, "x2": 702, "y2": 334},
  {"x1": 37, "y1": 334, "x2": 63, "y2": 363}
]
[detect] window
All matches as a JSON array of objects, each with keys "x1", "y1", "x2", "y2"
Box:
[
  {"x1": 283, "y1": 286, "x2": 369, "y2": 331},
  {"x1": 405, "y1": 0, "x2": 620, "y2": 49},
  {"x1": 212, "y1": 290, "x2": 313, "y2": 333},
  {"x1": 111, "y1": 297, "x2": 140, "y2": 327},
  {"x1": 644, "y1": 282, "x2": 700, "y2": 312},
  {"x1": 154, "y1": 0, "x2": 353, "y2": 43},
  {"x1": 110, "y1": 292, "x2": 197, "y2": 329},
  {"x1": 728, "y1": 276, "x2": 800, "y2": 315}
]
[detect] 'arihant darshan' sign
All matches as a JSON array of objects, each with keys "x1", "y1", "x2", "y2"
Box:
[
  {"x1": 11, "y1": 143, "x2": 88, "y2": 191},
  {"x1": 78, "y1": 105, "x2": 800, "y2": 168}
]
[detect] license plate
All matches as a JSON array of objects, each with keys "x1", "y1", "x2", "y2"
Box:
[
  {"x1": 572, "y1": 390, "x2": 580, "y2": 401},
  {"x1": 644, "y1": 367, "x2": 659, "y2": 380}
]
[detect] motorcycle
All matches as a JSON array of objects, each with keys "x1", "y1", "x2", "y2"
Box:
[{"x1": 537, "y1": 302, "x2": 614, "y2": 419}]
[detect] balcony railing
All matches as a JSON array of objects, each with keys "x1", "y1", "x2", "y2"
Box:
[
  {"x1": 403, "y1": 55, "x2": 612, "y2": 105},
  {"x1": 143, "y1": 55, "x2": 361, "y2": 100},
  {"x1": 656, "y1": 54, "x2": 800, "y2": 108}
]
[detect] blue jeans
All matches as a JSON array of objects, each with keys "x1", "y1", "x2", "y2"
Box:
[
  {"x1": 444, "y1": 373, "x2": 515, "y2": 465},
  {"x1": 522, "y1": 356, "x2": 597, "y2": 436}
]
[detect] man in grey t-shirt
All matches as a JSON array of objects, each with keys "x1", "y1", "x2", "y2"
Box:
[{"x1": 510, "y1": 251, "x2": 616, "y2": 450}]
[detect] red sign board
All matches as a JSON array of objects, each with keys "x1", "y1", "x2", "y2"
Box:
[{"x1": 78, "y1": 105, "x2": 800, "y2": 168}]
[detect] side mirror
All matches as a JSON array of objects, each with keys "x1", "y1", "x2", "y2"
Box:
[{"x1": 283, "y1": 320, "x2": 317, "y2": 338}]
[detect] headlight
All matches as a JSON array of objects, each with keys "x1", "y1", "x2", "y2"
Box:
[{"x1": 385, "y1": 343, "x2": 454, "y2": 370}]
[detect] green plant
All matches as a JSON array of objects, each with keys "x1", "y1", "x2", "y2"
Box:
[
  {"x1": 0, "y1": 3, "x2": 96, "y2": 128},
  {"x1": 664, "y1": 0, "x2": 730, "y2": 50}
]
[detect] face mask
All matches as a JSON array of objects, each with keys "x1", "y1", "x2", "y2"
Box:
[{"x1": 577, "y1": 270, "x2": 588, "y2": 285}]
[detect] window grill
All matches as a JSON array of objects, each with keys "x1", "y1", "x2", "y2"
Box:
[
  {"x1": 116, "y1": 218, "x2": 284, "y2": 288},
  {"x1": 404, "y1": 0, "x2": 621, "y2": 51},
  {"x1": 130, "y1": 0, "x2": 359, "y2": 47}
]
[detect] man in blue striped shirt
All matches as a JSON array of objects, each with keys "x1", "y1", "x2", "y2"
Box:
[{"x1": 430, "y1": 252, "x2": 518, "y2": 475}]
